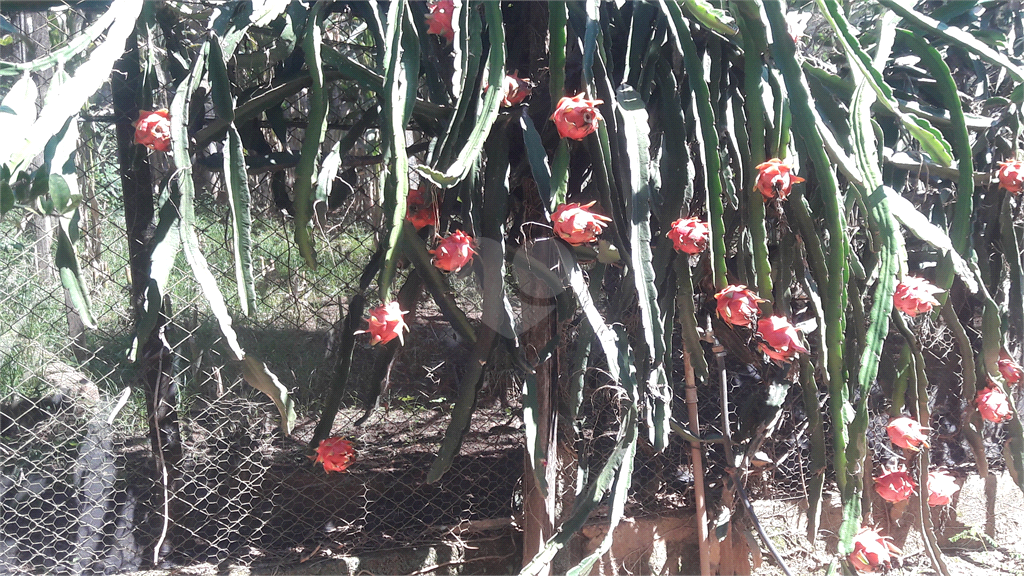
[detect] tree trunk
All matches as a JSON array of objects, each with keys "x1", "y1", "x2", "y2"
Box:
[
  {"x1": 519, "y1": 239, "x2": 561, "y2": 575},
  {"x1": 64, "y1": 289, "x2": 88, "y2": 362},
  {"x1": 77, "y1": 114, "x2": 105, "y2": 275},
  {"x1": 111, "y1": 25, "x2": 182, "y2": 564}
]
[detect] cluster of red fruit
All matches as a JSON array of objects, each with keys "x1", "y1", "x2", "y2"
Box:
[
  {"x1": 351, "y1": 224, "x2": 476, "y2": 348},
  {"x1": 845, "y1": 416, "x2": 959, "y2": 572},
  {"x1": 135, "y1": 0, "x2": 1019, "y2": 493},
  {"x1": 712, "y1": 285, "x2": 808, "y2": 364},
  {"x1": 351, "y1": 185, "x2": 479, "y2": 350},
  {"x1": 889, "y1": 274, "x2": 1020, "y2": 425},
  {"x1": 849, "y1": 368, "x2": 1022, "y2": 573}
]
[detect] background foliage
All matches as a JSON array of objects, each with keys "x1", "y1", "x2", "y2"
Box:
[{"x1": 2, "y1": 0, "x2": 1024, "y2": 574}]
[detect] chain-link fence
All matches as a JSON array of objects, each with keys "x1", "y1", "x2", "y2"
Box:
[{"x1": 0, "y1": 6, "x2": 527, "y2": 573}]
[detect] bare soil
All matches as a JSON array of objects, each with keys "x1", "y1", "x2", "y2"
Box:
[
  {"x1": 119, "y1": 472, "x2": 1024, "y2": 575},
  {"x1": 752, "y1": 472, "x2": 1024, "y2": 576}
]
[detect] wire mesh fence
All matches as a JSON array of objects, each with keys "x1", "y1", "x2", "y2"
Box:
[{"x1": 0, "y1": 6, "x2": 525, "y2": 573}]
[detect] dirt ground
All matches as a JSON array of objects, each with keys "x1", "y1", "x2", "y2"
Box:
[
  {"x1": 751, "y1": 471, "x2": 1024, "y2": 576},
  {"x1": 121, "y1": 472, "x2": 1024, "y2": 576}
]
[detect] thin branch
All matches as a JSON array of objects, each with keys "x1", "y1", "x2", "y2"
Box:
[
  {"x1": 734, "y1": 476, "x2": 794, "y2": 576},
  {"x1": 407, "y1": 554, "x2": 515, "y2": 576}
]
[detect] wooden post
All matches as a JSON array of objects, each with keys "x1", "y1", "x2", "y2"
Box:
[{"x1": 684, "y1": 350, "x2": 711, "y2": 576}]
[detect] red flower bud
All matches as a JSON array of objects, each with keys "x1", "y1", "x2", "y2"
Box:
[
  {"x1": 431, "y1": 230, "x2": 476, "y2": 272},
  {"x1": 500, "y1": 73, "x2": 532, "y2": 107},
  {"x1": 713, "y1": 285, "x2": 762, "y2": 328},
  {"x1": 976, "y1": 383, "x2": 1013, "y2": 423},
  {"x1": 133, "y1": 109, "x2": 171, "y2": 152},
  {"x1": 998, "y1": 349, "x2": 1023, "y2": 385},
  {"x1": 927, "y1": 469, "x2": 960, "y2": 507},
  {"x1": 552, "y1": 93, "x2": 604, "y2": 140},
  {"x1": 893, "y1": 276, "x2": 943, "y2": 317},
  {"x1": 756, "y1": 315, "x2": 808, "y2": 363},
  {"x1": 313, "y1": 437, "x2": 355, "y2": 473},
  {"x1": 997, "y1": 161, "x2": 1024, "y2": 195},
  {"x1": 406, "y1": 187, "x2": 437, "y2": 230},
  {"x1": 666, "y1": 217, "x2": 710, "y2": 255},
  {"x1": 357, "y1": 301, "x2": 410, "y2": 346},
  {"x1": 886, "y1": 416, "x2": 930, "y2": 451},
  {"x1": 849, "y1": 527, "x2": 901, "y2": 573},
  {"x1": 754, "y1": 158, "x2": 804, "y2": 201},
  {"x1": 552, "y1": 201, "x2": 612, "y2": 245},
  {"x1": 874, "y1": 465, "x2": 917, "y2": 503},
  {"x1": 425, "y1": 0, "x2": 455, "y2": 43}
]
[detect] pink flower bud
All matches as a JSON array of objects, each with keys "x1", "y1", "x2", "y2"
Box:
[
  {"x1": 356, "y1": 301, "x2": 410, "y2": 346},
  {"x1": 500, "y1": 73, "x2": 532, "y2": 107},
  {"x1": 431, "y1": 230, "x2": 476, "y2": 273},
  {"x1": 927, "y1": 469, "x2": 960, "y2": 507},
  {"x1": 976, "y1": 383, "x2": 1013, "y2": 423},
  {"x1": 133, "y1": 109, "x2": 171, "y2": 152},
  {"x1": 713, "y1": 285, "x2": 762, "y2": 328},
  {"x1": 874, "y1": 466, "x2": 917, "y2": 503},
  {"x1": 756, "y1": 315, "x2": 808, "y2": 363},
  {"x1": 666, "y1": 217, "x2": 710, "y2": 255},
  {"x1": 849, "y1": 527, "x2": 901, "y2": 573},
  {"x1": 754, "y1": 158, "x2": 804, "y2": 201},
  {"x1": 893, "y1": 276, "x2": 943, "y2": 317},
  {"x1": 552, "y1": 201, "x2": 612, "y2": 245},
  {"x1": 552, "y1": 93, "x2": 604, "y2": 140},
  {"x1": 425, "y1": 0, "x2": 455, "y2": 43},
  {"x1": 313, "y1": 437, "x2": 355, "y2": 473},
  {"x1": 998, "y1": 350, "x2": 1023, "y2": 385},
  {"x1": 886, "y1": 416, "x2": 930, "y2": 451},
  {"x1": 998, "y1": 161, "x2": 1024, "y2": 195}
]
